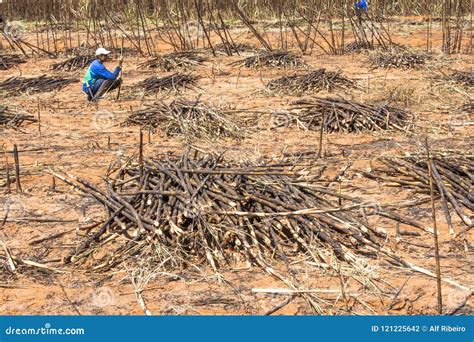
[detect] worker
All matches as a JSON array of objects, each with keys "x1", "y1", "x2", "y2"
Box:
[
  {"x1": 355, "y1": 0, "x2": 368, "y2": 12},
  {"x1": 355, "y1": 0, "x2": 368, "y2": 26},
  {"x1": 82, "y1": 47, "x2": 123, "y2": 101}
]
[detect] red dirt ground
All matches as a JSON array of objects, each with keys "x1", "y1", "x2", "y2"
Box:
[{"x1": 0, "y1": 17, "x2": 472, "y2": 315}]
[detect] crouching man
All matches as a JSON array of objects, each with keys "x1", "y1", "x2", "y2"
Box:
[{"x1": 82, "y1": 47, "x2": 123, "y2": 101}]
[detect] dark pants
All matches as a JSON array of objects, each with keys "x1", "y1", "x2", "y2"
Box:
[{"x1": 87, "y1": 78, "x2": 122, "y2": 101}]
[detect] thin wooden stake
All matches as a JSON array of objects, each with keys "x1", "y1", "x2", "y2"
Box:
[
  {"x1": 139, "y1": 129, "x2": 144, "y2": 177},
  {"x1": 425, "y1": 138, "x2": 443, "y2": 314},
  {"x1": 318, "y1": 111, "x2": 325, "y2": 158},
  {"x1": 37, "y1": 97, "x2": 42, "y2": 136},
  {"x1": 12, "y1": 145, "x2": 22, "y2": 193},
  {"x1": 4, "y1": 153, "x2": 11, "y2": 193},
  {"x1": 1, "y1": 241, "x2": 16, "y2": 272}
]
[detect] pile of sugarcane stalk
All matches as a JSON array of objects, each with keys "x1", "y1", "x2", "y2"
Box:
[
  {"x1": 0, "y1": 105, "x2": 37, "y2": 128},
  {"x1": 52, "y1": 148, "x2": 399, "y2": 274},
  {"x1": 214, "y1": 42, "x2": 256, "y2": 54},
  {"x1": 139, "y1": 73, "x2": 200, "y2": 93},
  {"x1": 363, "y1": 151, "x2": 473, "y2": 229},
  {"x1": 370, "y1": 51, "x2": 429, "y2": 69},
  {"x1": 230, "y1": 51, "x2": 305, "y2": 69},
  {"x1": 0, "y1": 75, "x2": 77, "y2": 95},
  {"x1": 342, "y1": 41, "x2": 374, "y2": 54},
  {"x1": 138, "y1": 52, "x2": 207, "y2": 71},
  {"x1": 50, "y1": 54, "x2": 95, "y2": 71},
  {"x1": 447, "y1": 71, "x2": 473, "y2": 87},
  {"x1": 286, "y1": 97, "x2": 411, "y2": 132},
  {"x1": 0, "y1": 54, "x2": 26, "y2": 70},
  {"x1": 266, "y1": 69, "x2": 356, "y2": 95},
  {"x1": 123, "y1": 98, "x2": 246, "y2": 141}
]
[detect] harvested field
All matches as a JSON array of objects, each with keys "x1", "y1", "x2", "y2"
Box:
[{"x1": 0, "y1": 7, "x2": 472, "y2": 317}]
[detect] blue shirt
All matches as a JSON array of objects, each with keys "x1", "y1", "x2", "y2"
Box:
[
  {"x1": 356, "y1": 0, "x2": 367, "y2": 10},
  {"x1": 82, "y1": 59, "x2": 121, "y2": 93}
]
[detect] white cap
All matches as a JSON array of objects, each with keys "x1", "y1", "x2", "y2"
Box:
[{"x1": 95, "y1": 47, "x2": 111, "y2": 56}]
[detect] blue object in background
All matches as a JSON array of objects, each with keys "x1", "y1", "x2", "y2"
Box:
[{"x1": 356, "y1": 0, "x2": 368, "y2": 11}]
